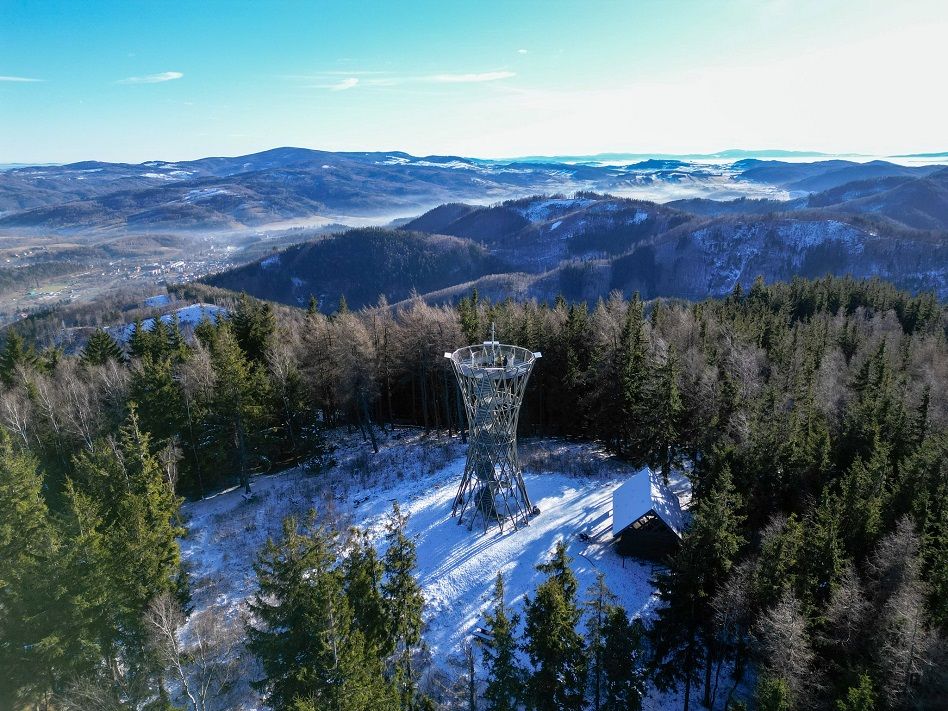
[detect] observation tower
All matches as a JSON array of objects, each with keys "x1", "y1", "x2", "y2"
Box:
[{"x1": 445, "y1": 326, "x2": 541, "y2": 532}]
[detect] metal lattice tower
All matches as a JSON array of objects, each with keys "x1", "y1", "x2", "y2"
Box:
[{"x1": 445, "y1": 325, "x2": 541, "y2": 532}]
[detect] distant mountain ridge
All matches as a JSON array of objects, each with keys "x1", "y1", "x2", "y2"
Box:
[
  {"x1": 2, "y1": 147, "x2": 944, "y2": 233},
  {"x1": 204, "y1": 192, "x2": 948, "y2": 310},
  {"x1": 3, "y1": 147, "x2": 945, "y2": 311}
]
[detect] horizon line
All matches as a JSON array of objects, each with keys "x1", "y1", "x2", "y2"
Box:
[{"x1": 3, "y1": 146, "x2": 948, "y2": 168}]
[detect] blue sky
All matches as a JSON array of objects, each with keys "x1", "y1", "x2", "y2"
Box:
[{"x1": 1, "y1": 0, "x2": 946, "y2": 163}]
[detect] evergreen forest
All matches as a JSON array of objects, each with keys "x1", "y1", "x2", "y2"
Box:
[{"x1": 1, "y1": 275, "x2": 946, "y2": 710}]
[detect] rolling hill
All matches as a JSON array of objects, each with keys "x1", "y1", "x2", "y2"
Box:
[
  {"x1": 805, "y1": 168, "x2": 948, "y2": 230},
  {"x1": 204, "y1": 227, "x2": 506, "y2": 310},
  {"x1": 9, "y1": 148, "x2": 934, "y2": 233},
  {"x1": 205, "y1": 194, "x2": 948, "y2": 310}
]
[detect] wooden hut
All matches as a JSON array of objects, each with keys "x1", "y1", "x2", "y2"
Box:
[{"x1": 612, "y1": 467, "x2": 684, "y2": 560}]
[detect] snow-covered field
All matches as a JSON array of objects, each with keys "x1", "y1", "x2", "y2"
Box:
[
  {"x1": 110, "y1": 303, "x2": 226, "y2": 342},
  {"x1": 179, "y1": 428, "x2": 695, "y2": 709}
]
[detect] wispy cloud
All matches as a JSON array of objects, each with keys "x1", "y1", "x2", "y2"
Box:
[
  {"x1": 305, "y1": 77, "x2": 360, "y2": 90},
  {"x1": 428, "y1": 71, "x2": 516, "y2": 83},
  {"x1": 331, "y1": 77, "x2": 359, "y2": 91},
  {"x1": 517, "y1": 49, "x2": 528, "y2": 54},
  {"x1": 0, "y1": 75, "x2": 43, "y2": 82},
  {"x1": 301, "y1": 69, "x2": 515, "y2": 90},
  {"x1": 117, "y1": 71, "x2": 183, "y2": 85}
]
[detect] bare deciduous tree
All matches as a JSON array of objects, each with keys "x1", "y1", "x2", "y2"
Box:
[
  {"x1": 753, "y1": 590, "x2": 816, "y2": 704},
  {"x1": 867, "y1": 517, "x2": 944, "y2": 707},
  {"x1": 146, "y1": 592, "x2": 243, "y2": 711},
  {"x1": 0, "y1": 384, "x2": 34, "y2": 448}
]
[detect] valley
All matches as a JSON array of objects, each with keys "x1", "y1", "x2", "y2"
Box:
[{"x1": 1, "y1": 148, "x2": 946, "y2": 338}]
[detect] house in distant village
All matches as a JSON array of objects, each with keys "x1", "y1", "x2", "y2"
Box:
[{"x1": 612, "y1": 466, "x2": 684, "y2": 560}]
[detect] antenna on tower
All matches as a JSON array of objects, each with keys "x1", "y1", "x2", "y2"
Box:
[{"x1": 444, "y1": 333, "x2": 542, "y2": 532}]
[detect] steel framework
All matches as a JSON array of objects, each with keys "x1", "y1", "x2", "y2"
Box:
[{"x1": 445, "y1": 330, "x2": 541, "y2": 532}]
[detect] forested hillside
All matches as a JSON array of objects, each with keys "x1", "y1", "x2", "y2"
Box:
[
  {"x1": 0, "y1": 276, "x2": 946, "y2": 709},
  {"x1": 204, "y1": 227, "x2": 506, "y2": 310},
  {"x1": 206, "y1": 193, "x2": 948, "y2": 312}
]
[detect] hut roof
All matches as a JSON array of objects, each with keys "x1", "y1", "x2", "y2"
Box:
[{"x1": 612, "y1": 467, "x2": 685, "y2": 538}]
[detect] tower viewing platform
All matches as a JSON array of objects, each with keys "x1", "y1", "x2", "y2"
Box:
[{"x1": 445, "y1": 327, "x2": 540, "y2": 532}]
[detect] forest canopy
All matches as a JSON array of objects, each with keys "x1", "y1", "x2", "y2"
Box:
[{"x1": 0, "y1": 275, "x2": 945, "y2": 709}]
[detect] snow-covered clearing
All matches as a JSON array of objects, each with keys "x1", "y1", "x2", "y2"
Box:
[
  {"x1": 111, "y1": 303, "x2": 226, "y2": 341},
  {"x1": 179, "y1": 429, "x2": 696, "y2": 709},
  {"x1": 516, "y1": 197, "x2": 596, "y2": 222},
  {"x1": 182, "y1": 187, "x2": 234, "y2": 203},
  {"x1": 259, "y1": 254, "x2": 281, "y2": 269}
]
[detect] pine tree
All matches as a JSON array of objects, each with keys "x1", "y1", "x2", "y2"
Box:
[
  {"x1": 842, "y1": 340, "x2": 906, "y2": 462},
  {"x1": 459, "y1": 288, "x2": 480, "y2": 343},
  {"x1": 756, "y1": 676, "x2": 791, "y2": 711},
  {"x1": 232, "y1": 293, "x2": 276, "y2": 365},
  {"x1": 81, "y1": 329, "x2": 125, "y2": 366},
  {"x1": 0, "y1": 331, "x2": 37, "y2": 384},
  {"x1": 151, "y1": 316, "x2": 172, "y2": 360},
  {"x1": 248, "y1": 513, "x2": 396, "y2": 711},
  {"x1": 128, "y1": 318, "x2": 153, "y2": 360},
  {"x1": 482, "y1": 573, "x2": 523, "y2": 711},
  {"x1": 836, "y1": 674, "x2": 875, "y2": 711},
  {"x1": 166, "y1": 312, "x2": 187, "y2": 359},
  {"x1": 537, "y1": 539, "x2": 578, "y2": 599},
  {"x1": 601, "y1": 607, "x2": 647, "y2": 711},
  {"x1": 616, "y1": 297, "x2": 651, "y2": 458},
  {"x1": 797, "y1": 488, "x2": 845, "y2": 611},
  {"x1": 523, "y1": 541, "x2": 586, "y2": 711},
  {"x1": 652, "y1": 463, "x2": 744, "y2": 711},
  {"x1": 837, "y1": 431, "x2": 890, "y2": 558},
  {"x1": 71, "y1": 408, "x2": 185, "y2": 654},
  {"x1": 193, "y1": 316, "x2": 217, "y2": 348},
  {"x1": 584, "y1": 573, "x2": 617, "y2": 711},
  {"x1": 343, "y1": 527, "x2": 388, "y2": 655},
  {"x1": 0, "y1": 428, "x2": 59, "y2": 705},
  {"x1": 560, "y1": 302, "x2": 591, "y2": 432},
  {"x1": 44, "y1": 464, "x2": 179, "y2": 706},
  {"x1": 381, "y1": 502, "x2": 425, "y2": 708},
  {"x1": 53, "y1": 482, "x2": 121, "y2": 692},
  {"x1": 129, "y1": 354, "x2": 184, "y2": 449},
  {"x1": 208, "y1": 323, "x2": 268, "y2": 494},
  {"x1": 650, "y1": 344, "x2": 683, "y2": 481}
]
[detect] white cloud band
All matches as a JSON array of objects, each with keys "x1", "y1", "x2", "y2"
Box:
[
  {"x1": 118, "y1": 71, "x2": 183, "y2": 85},
  {"x1": 428, "y1": 71, "x2": 516, "y2": 83}
]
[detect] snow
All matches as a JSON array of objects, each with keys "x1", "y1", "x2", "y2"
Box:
[
  {"x1": 690, "y1": 219, "x2": 869, "y2": 295},
  {"x1": 411, "y1": 160, "x2": 475, "y2": 170},
  {"x1": 549, "y1": 220, "x2": 563, "y2": 230},
  {"x1": 182, "y1": 187, "x2": 234, "y2": 203},
  {"x1": 631, "y1": 209, "x2": 649, "y2": 224},
  {"x1": 516, "y1": 198, "x2": 596, "y2": 222},
  {"x1": 260, "y1": 254, "x2": 281, "y2": 269},
  {"x1": 178, "y1": 430, "x2": 696, "y2": 709},
  {"x1": 112, "y1": 303, "x2": 226, "y2": 341},
  {"x1": 379, "y1": 156, "x2": 476, "y2": 170},
  {"x1": 173, "y1": 303, "x2": 227, "y2": 326},
  {"x1": 144, "y1": 294, "x2": 171, "y2": 308},
  {"x1": 612, "y1": 467, "x2": 685, "y2": 537}
]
